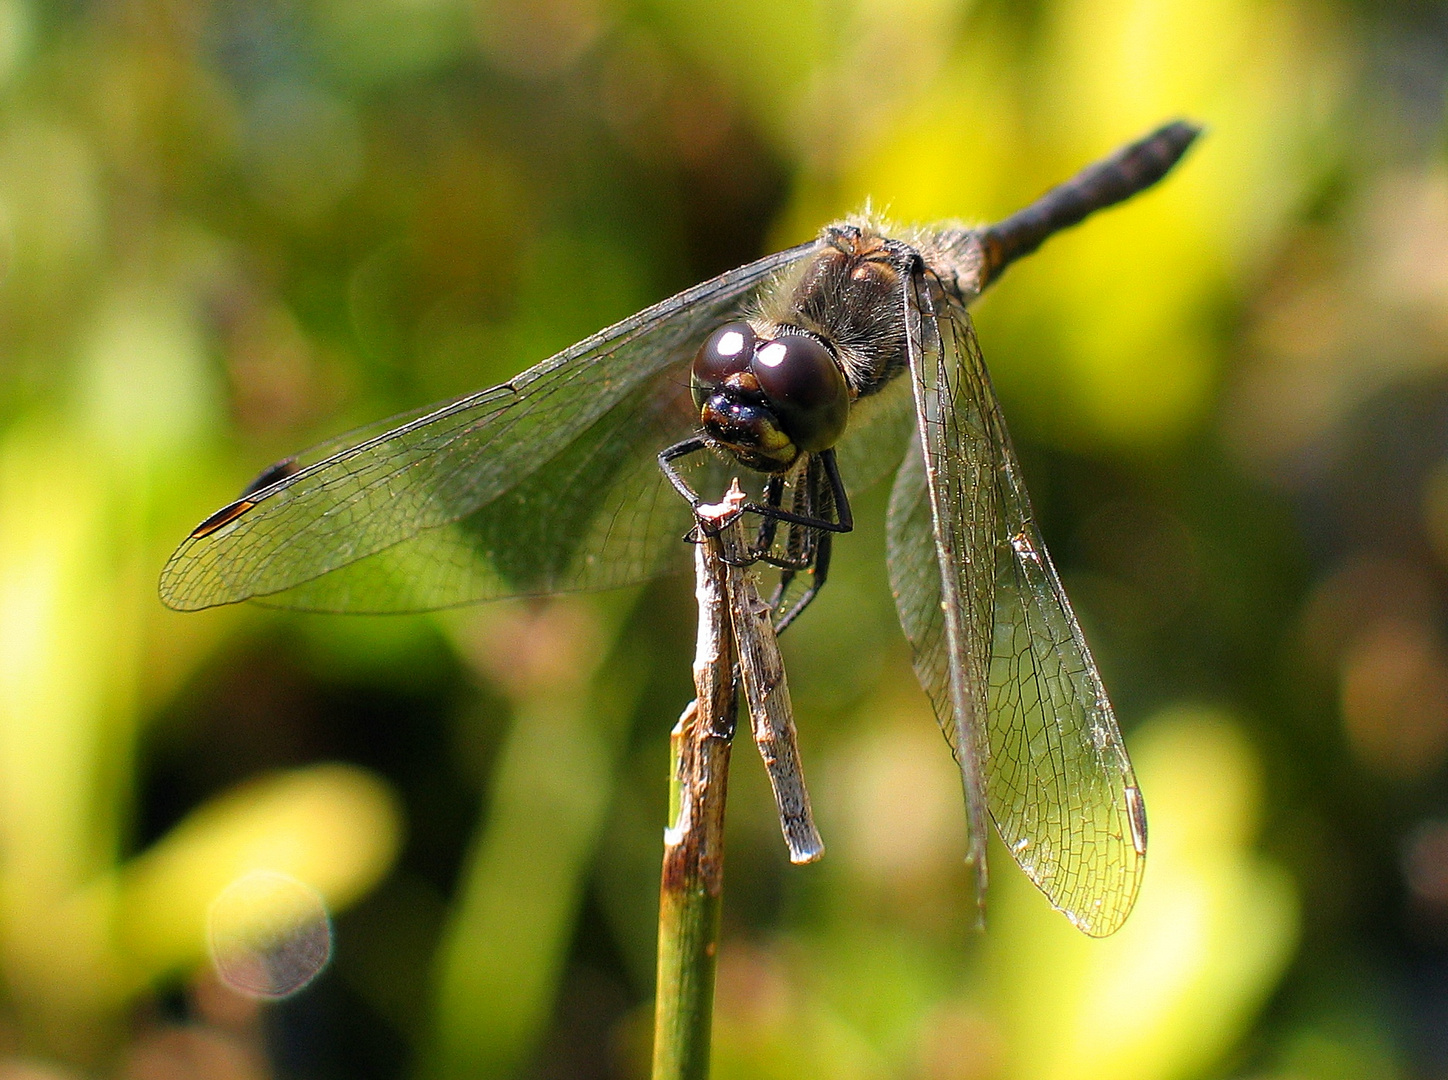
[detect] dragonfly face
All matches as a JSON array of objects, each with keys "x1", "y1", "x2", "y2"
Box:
[
  {"x1": 689, "y1": 229, "x2": 912, "y2": 477},
  {"x1": 664, "y1": 227, "x2": 931, "y2": 620},
  {"x1": 690, "y1": 322, "x2": 850, "y2": 472},
  {"x1": 160, "y1": 121, "x2": 1201, "y2": 936}
]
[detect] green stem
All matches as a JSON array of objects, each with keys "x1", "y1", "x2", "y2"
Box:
[{"x1": 652, "y1": 711, "x2": 731, "y2": 1080}]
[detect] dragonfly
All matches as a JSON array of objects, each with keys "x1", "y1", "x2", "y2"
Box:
[{"x1": 162, "y1": 121, "x2": 1200, "y2": 937}]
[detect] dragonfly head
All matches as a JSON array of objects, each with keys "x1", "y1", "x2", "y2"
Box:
[{"x1": 691, "y1": 321, "x2": 850, "y2": 474}]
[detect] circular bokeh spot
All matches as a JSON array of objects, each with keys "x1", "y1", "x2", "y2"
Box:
[{"x1": 207, "y1": 870, "x2": 333, "y2": 999}]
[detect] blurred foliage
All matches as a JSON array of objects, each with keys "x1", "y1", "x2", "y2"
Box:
[{"x1": 0, "y1": 0, "x2": 1445, "y2": 1077}]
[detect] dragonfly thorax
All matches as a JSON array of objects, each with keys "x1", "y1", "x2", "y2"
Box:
[
  {"x1": 760, "y1": 228, "x2": 914, "y2": 398},
  {"x1": 691, "y1": 321, "x2": 850, "y2": 473}
]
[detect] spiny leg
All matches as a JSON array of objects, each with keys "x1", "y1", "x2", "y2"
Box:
[
  {"x1": 749, "y1": 473, "x2": 788, "y2": 562},
  {"x1": 768, "y1": 453, "x2": 839, "y2": 631},
  {"x1": 758, "y1": 456, "x2": 819, "y2": 572},
  {"x1": 658, "y1": 437, "x2": 849, "y2": 538},
  {"x1": 659, "y1": 436, "x2": 710, "y2": 513},
  {"x1": 773, "y1": 531, "x2": 831, "y2": 635},
  {"x1": 773, "y1": 449, "x2": 852, "y2": 630},
  {"x1": 658, "y1": 440, "x2": 852, "y2": 629}
]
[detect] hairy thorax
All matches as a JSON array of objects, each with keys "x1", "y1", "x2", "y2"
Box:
[{"x1": 750, "y1": 220, "x2": 985, "y2": 400}]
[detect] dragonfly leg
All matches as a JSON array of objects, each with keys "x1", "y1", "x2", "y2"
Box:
[
  {"x1": 762, "y1": 453, "x2": 838, "y2": 632},
  {"x1": 755, "y1": 455, "x2": 823, "y2": 570},
  {"x1": 659, "y1": 436, "x2": 710, "y2": 506},
  {"x1": 659, "y1": 439, "x2": 844, "y2": 632},
  {"x1": 660, "y1": 435, "x2": 748, "y2": 553},
  {"x1": 772, "y1": 531, "x2": 831, "y2": 634},
  {"x1": 749, "y1": 474, "x2": 787, "y2": 558},
  {"x1": 819, "y1": 448, "x2": 853, "y2": 531},
  {"x1": 659, "y1": 439, "x2": 853, "y2": 541},
  {"x1": 740, "y1": 447, "x2": 852, "y2": 536}
]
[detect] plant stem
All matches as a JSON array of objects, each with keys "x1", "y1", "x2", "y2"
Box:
[
  {"x1": 720, "y1": 519, "x2": 822, "y2": 865},
  {"x1": 651, "y1": 500, "x2": 740, "y2": 1080}
]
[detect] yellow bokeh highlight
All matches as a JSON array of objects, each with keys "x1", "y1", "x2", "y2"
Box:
[
  {"x1": 990, "y1": 706, "x2": 1298, "y2": 1080},
  {"x1": 1007, "y1": 0, "x2": 1343, "y2": 446},
  {"x1": 111, "y1": 763, "x2": 401, "y2": 982},
  {"x1": 773, "y1": 0, "x2": 1346, "y2": 448}
]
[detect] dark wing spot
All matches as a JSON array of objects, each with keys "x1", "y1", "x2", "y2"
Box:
[
  {"x1": 1125, "y1": 785, "x2": 1148, "y2": 856},
  {"x1": 239, "y1": 457, "x2": 302, "y2": 498},
  {"x1": 190, "y1": 499, "x2": 258, "y2": 538}
]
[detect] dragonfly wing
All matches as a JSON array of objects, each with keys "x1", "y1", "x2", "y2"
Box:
[
  {"x1": 954, "y1": 300, "x2": 1146, "y2": 936},
  {"x1": 160, "y1": 243, "x2": 814, "y2": 612},
  {"x1": 834, "y1": 374, "x2": 915, "y2": 499},
  {"x1": 250, "y1": 375, "x2": 718, "y2": 612},
  {"x1": 886, "y1": 269, "x2": 996, "y2": 919}
]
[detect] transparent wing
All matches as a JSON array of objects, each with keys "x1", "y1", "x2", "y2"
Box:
[
  {"x1": 887, "y1": 275, "x2": 1145, "y2": 936},
  {"x1": 160, "y1": 243, "x2": 815, "y2": 612},
  {"x1": 251, "y1": 377, "x2": 720, "y2": 613},
  {"x1": 834, "y1": 374, "x2": 915, "y2": 498},
  {"x1": 886, "y1": 271, "x2": 995, "y2": 918},
  {"x1": 965, "y1": 301, "x2": 1145, "y2": 936}
]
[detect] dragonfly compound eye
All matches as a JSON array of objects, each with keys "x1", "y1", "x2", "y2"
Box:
[
  {"x1": 750, "y1": 334, "x2": 850, "y2": 452},
  {"x1": 691, "y1": 321, "x2": 757, "y2": 408}
]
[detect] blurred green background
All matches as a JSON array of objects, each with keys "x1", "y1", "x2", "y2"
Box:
[{"x1": 0, "y1": 0, "x2": 1444, "y2": 1076}]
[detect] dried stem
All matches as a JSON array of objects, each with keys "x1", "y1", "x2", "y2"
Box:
[
  {"x1": 652, "y1": 483, "x2": 827, "y2": 1079},
  {"x1": 715, "y1": 505, "x2": 823, "y2": 864},
  {"x1": 651, "y1": 493, "x2": 740, "y2": 1080}
]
